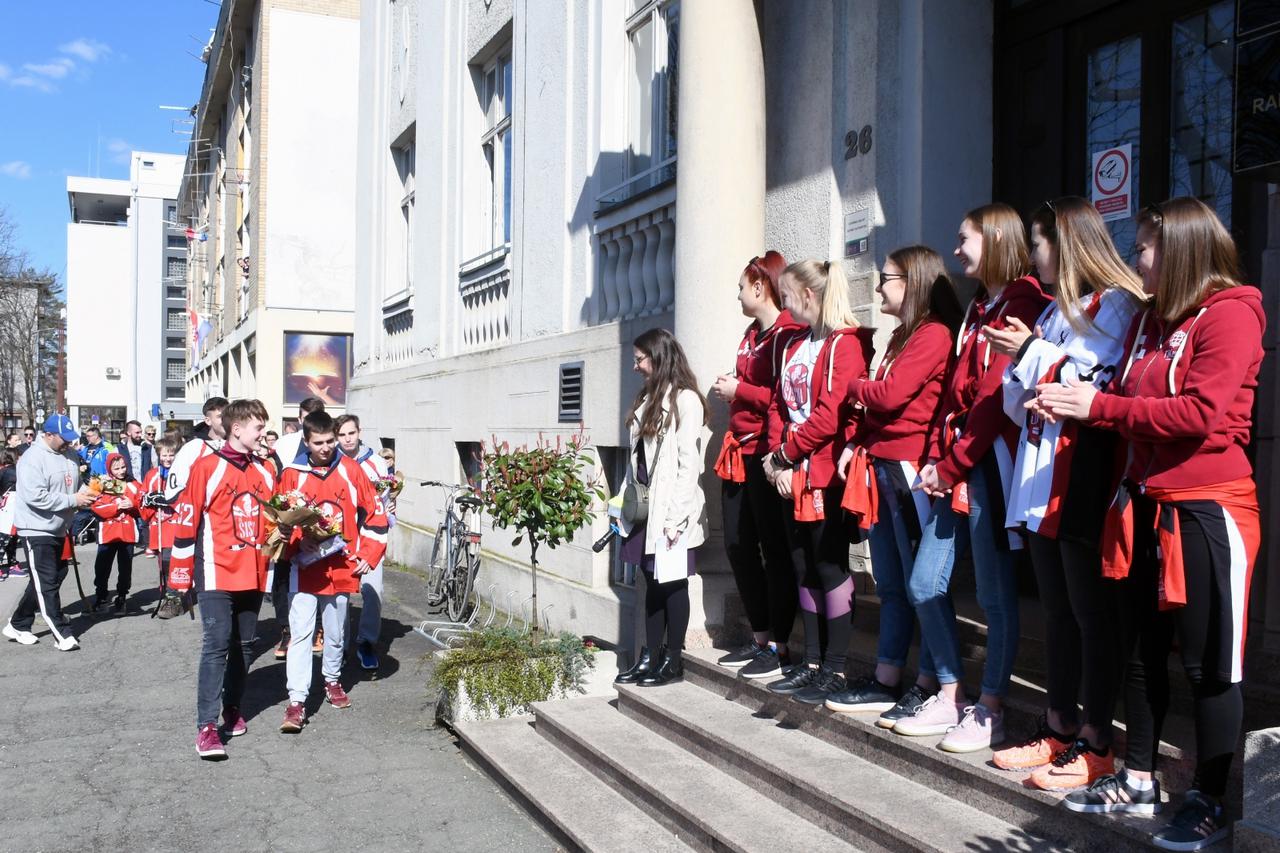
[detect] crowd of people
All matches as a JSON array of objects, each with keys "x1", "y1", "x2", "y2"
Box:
[
  {"x1": 0, "y1": 395, "x2": 399, "y2": 761},
  {"x1": 613, "y1": 196, "x2": 1260, "y2": 852}
]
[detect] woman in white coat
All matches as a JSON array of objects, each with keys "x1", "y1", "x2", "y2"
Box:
[{"x1": 614, "y1": 328, "x2": 710, "y2": 687}]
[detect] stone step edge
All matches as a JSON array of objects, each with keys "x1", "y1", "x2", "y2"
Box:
[
  {"x1": 679, "y1": 648, "x2": 1166, "y2": 853},
  {"x1": 615, "y1": 681, "x2": 1056, "y2": 853},
  {"x1": 454, "y1": 715, "x2": 697, "y2": 853},
  {"x1": 532, "y1": 695, "x2": 852, "y2": 853}
]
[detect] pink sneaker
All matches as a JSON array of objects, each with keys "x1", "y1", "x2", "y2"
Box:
[
  {"x1": 196, "y1": 723, "x2": 227, "y2": 760},
  {"x1": 325, "y1": 680, "x2": 352, "y2": 709},
  {"x1": 940, "y1": 704, "x2": 1006, "y2": 753},
  {"x1": 891, "y1": 692, "x2": 966, "y2": 737},
  {"x1": 221, "y1": 705, "x2": 247, "y2": 737}
]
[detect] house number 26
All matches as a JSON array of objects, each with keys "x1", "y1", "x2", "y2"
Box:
[{"x1": 844, "y1": 125, "x2": 873, "y2": 159}]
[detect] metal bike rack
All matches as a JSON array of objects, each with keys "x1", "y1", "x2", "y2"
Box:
[{"x1": 414, "y1": 582, "x2": 501, "y2": 648}]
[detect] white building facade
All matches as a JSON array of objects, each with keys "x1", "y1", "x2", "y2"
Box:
[
  {"x1": 352, "y1": 0, "x2": 1280, "y2": 656},
  {"x1": 65, "y1": 151, "x2": 185, "y2": 431},
  {"x1": 181, "y1": 0, "x2": 360, "y2": 428}
]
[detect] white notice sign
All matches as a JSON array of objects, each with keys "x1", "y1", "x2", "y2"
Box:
[
  {"x1": 844, "y1": 208, "x2": 870, "y2": 257},
  {"x1": 1091, "y1": 144, "x2": 1132, "y2": 223}
]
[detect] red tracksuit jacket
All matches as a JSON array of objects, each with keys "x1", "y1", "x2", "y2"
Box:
[
  {"x1": 1088, "y1": 286, "x2": 1265, "y2": 490},
  {"x1": 169, "y1": 449, "x2": 276, "y2": 593},
  {"x1": 91, "y1": 482, "x2": 142, "y2": 545},
  {"x1": 727, "y1": 309, "x2": 809, "y2": 456},
  {"x1": 767, "y1": 326, "x2": 875, "y2": 489},
  {"x1": 277, "y1": 454, "x2": 389, "y2": 595},
  {"x1": 139, "y1": 467, "x2": 175, "y2": 550},
  {"x1": 928, "y1": 276, "x2": 1051, "y2": 486},
  {"x1": 850, "y1": 318, "x2": 953, "y2": 464}
]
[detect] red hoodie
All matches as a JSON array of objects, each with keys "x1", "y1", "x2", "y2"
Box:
[
  {"x1": 1088, "y1": 286, "x2": 1265, "y2": 490},
  {"x1": 929, "y1": 276, "x2": 1051, "y2": 486},
  {"x1": 768, "y1": 326, "x2": 875, "y2": 488},
  {"x1": 90, "y1": 453, "x2": 142, "y2": 545},
  {"x1": 727, "y1": 309, "x2": 809, "y2": 456},
  {"x1": 850, "y1": 318, "x2": 953, "y2": 463}
]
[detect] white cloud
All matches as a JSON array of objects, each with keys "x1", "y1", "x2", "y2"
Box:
[
  {"x1": 106, "y1": 138, "x2": 133, "y2": 165},
  {"x1": 0, "y1": 161, "x2": 32, "y2": 179},
  {"x1": 9, "y1": 75, "x2": 55, "y2": 93},
  {"x1": 60, "y1": 38, "x2": 111, "y2": 63},
  {"x1": 22, "y1": 58, "x2": 75, "y2": 79},
  {"x1": 0, "y1": 63, "x2": 9, "y2": 81}
]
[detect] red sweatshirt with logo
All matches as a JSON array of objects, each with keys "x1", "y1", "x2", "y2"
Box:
[
  {"x1": 1087, "y1": 286, "x2": 1265, "y2": 489},
  {"x1": 850, "y1": 318, "x2": 953, "y2": 463},
  {"x1": 929, "y1": 276, "x2": 1051, "y2": 486},
  {"x1": 767, "y1": 326, "x2": 875, "y2": 488},
  {"x1": 728, "y1": 309, "x2": 809, "y2": 456}
]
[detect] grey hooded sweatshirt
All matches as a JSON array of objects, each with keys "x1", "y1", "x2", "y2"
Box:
[{"x1": 15, "y1": 435, "x2": 81, "y2": 538}]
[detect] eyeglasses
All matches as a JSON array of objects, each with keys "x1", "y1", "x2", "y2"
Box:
[
  {"x1": 878, "y1": 272, "x2": 905, "y2": 287},
  {"x1": 633, "y1": 354, "x2": 649, "y2": 367}
]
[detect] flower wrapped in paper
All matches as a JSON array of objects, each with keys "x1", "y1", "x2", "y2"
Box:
[
  {"x1": 89, "y1": 476, "x2": 126, "y2": 496},
  {"x1": 376, "y1": 472, "x2": 405, "y2": 499}
]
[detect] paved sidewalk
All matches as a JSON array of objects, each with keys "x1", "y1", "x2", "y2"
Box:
[{"x1": 0, "y1": 544, "x2": 558, "y2": 853}]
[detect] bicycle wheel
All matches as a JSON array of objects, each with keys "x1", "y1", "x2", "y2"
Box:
[
  {"x1": 445, "y1": 539, "x2": 478, "y2": 623},
  {"x1": 425, "y1": 525, "x2": 448, "y2": 606}
]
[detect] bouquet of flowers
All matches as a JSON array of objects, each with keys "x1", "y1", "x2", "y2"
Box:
[
  {"x1": 88, "y1": 476, "x2": 126, "y2": 496},
  {"x1": 259, "y1": 490, "x2": 325, "y2": 561},
  {"x1": 376, "y1": 471, "x2": 405, "y2": 499}
]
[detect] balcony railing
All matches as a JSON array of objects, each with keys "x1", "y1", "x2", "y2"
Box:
[
  {"x1": 593, "y1": 201, "x2": 675, "y2": 325},
  {"x1": 459, "y1": 257, "x2": 511, "y2": 351}
]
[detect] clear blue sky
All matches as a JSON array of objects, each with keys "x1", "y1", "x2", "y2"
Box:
[{"x1": 0, "y1": 1, "x2": 219, "y2": 285}]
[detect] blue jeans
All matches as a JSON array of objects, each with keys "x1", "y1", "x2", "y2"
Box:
[
  {"x1": 196, "y1": 589, "x2": 262, "y2": 728},
  {"x1": 869, "y1": 462, "x2": 933, "y2": 678},
  {"x1": 907, "y1": 458, "x2": 1019, "y2": 695}
]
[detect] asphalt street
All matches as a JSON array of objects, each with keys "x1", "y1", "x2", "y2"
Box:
[{"x1": 0, "y1": 543, "x2": 559, "y2": 853}]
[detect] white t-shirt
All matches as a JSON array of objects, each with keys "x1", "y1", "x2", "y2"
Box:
[{"x1": 781, "y1": 335, "x2": 826, "y2": 425}]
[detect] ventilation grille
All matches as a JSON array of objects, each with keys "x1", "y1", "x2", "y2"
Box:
[{"x1": 558, "y1": 362, "x2": 584, "y2": 423}]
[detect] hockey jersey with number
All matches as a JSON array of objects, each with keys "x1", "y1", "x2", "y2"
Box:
[
  {"x1": 169, "y1": 449, "x2": 275, "y2": 592},
  {"x1": 139, "y1": 466, "x2": 176, "y2": 550},
  {"x1": 277, "y1": 453, "x2": 389, "y2": 595}
]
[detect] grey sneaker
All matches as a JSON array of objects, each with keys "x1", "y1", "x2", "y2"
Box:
[
  {"x1": 1064, "y1": 771, "x2": 1162, "y2": 815},
  {"x1": 1151, "y1": 790, "x2": 1226, "y2": 850}
]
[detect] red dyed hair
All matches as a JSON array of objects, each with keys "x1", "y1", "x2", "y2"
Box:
[{"x1": 743, "y1": 250, "x2": 787, "y2": 307}]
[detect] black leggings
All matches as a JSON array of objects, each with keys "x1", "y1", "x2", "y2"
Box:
[
  {"x1": 1028, "y1": 532, "x2": 1122, "y2": 737},
  {"x1": 94, "y1": 541, "x2": 134, "y2": 599},
  {"x1": 786, "y1": 486, "x2": 855, "y2": 671},
  {"x1": 644, "y1": 574, "x2": 690, "y2": 653},
  {"x1": 722, "y1": 455, "x2": 796, "y2": 645},
  {"x1": 1122, "y1": 497, "x2": 1242, "y2": 798}
]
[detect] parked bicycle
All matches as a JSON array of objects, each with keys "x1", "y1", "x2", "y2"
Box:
[{"x1": 421, "y1": 481, "x2": 483, "y2": 622}]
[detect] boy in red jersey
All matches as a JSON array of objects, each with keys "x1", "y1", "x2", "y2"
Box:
[
  {"x1": 277, "y1": 411, "x2": 388, "y2": 733},
  {"x1": 168, "y1": 399, "x2": 275, "y2": 761}
]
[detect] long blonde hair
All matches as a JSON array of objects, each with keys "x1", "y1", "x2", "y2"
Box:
[
  {"x1": 783, "y1": 259, "x2": 859, "y2": 337},
  {"x1": 1032, "y1": 196, "x2": 1147, "y2": 332},
  {"x1": 964, "y1": 203, "x2": 1031, "y2": 291},
  {"x1": 1138, "y1": 197, "x2": 1243, "y2": 322}
]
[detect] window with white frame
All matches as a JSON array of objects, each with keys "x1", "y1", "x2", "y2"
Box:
[
  {"x1": 386, "y1": 134, "x2": 415, "y2": 304},
  {"x1": 602, "y1": 0, "x2": 679, "y2": 206},
  {"x1": 476, "y1": 51, "x2": 513, "y2": 255}
]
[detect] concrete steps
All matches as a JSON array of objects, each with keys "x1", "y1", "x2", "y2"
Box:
[{"x1": 455, "y1": 715, "x2": 699, "y2": 853}]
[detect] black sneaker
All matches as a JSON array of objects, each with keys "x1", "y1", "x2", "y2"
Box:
[
  {"x1": 113, "y1": 595, "x2": 130, "y2": 615},
  {"x1": 824, "y1": 674, "x2": 901, "y2": 713},
  {"x1": 876, "y1": 683, "x2": 932, "y2": 729},
  {"x1": 717, "y1": 642, "x2": 765, "y2": 669},
  {"x1": 1151, "y1": 790, "x2": 1227, "y2": 851},
  {"x1": 794, "y1": 666, "x2": 847, "y2": 705},
  {"x1": 1064, "y1": 771, "x2": 1162, "y2": 815},
  {"x1": 740, "y1": 646, "x2": 786, "y2": 680},
  {"x1": 768, "y1": 664, "x2": 819, "y2": 695}
]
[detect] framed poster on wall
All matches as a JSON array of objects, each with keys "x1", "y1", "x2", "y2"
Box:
[{"x1": 283, "y1": 332, "x2": 352, "y2": 407}]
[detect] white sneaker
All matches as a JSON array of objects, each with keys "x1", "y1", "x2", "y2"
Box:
[
  {"x1": 53, "y1": 635, "x2": 80, "y2": 651},
  {"x1": 3, "y1": 623, "x2": 38, "y2": 645}
]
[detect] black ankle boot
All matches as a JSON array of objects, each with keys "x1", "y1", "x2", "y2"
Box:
[
  {"x1": 614, "y1": 647, "x2": 654, "y2": 684},
  {"x1": 637, "y1": 648, "x2": 683, "y2": 687}
]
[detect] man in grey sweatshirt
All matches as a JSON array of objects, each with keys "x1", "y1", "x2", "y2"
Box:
[{"x1": 3, "y1": 415, "x2": 95, "y2": 650}]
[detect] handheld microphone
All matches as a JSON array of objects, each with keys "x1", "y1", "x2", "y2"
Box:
[{"x1": 592, "y1": 524, "x2": 620, "y2": 553}]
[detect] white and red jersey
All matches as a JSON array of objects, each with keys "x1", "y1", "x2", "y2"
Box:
[
  {"x1": 164, "y1": 437, "x2": 222, "y2": 503},
  {"x1": 278, "y1": 453, "x2": 389, "y2": 596},
  {"x1": 1002, "y1": 287, "x2": 1143, "y2": 542},
  {"x1": 139, "y1": 467, "x2": 177, "y2": 550},
  {"x1": 170, "y1": 449, "x2": 275, "y2": 593},
  {"x1": 90, "y1": 482, "x2": 143, "y2": 545}
]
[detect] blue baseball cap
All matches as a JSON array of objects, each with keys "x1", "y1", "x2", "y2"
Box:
[{"x1": 42, "y1": 414, "x2": 78, "y2": 442}]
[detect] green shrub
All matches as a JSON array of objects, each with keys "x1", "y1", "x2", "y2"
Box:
[{"x1": 432, "y1": 627, "x2": 597, "y2": 718}]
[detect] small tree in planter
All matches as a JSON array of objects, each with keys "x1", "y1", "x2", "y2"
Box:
[{"x1": 478, "y1": 431, "x2": 604, "y2": 635}]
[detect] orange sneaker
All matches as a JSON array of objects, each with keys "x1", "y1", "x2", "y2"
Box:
[
  {"x1": 1029, "y1": 740, "x2": 1115, "y2": 791},
  {"x1": 993, "y1": 716, "x2": 1074, "y2": 770}
]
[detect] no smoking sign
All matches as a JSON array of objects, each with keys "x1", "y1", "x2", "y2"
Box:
[{"x1": 1091, "y1": 144, "x2": 1132, "y2": 222}]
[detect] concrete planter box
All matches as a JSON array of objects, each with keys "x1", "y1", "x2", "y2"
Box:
[{"x1": 436, "y1": 648, "x2": 618, "y2": 724}]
